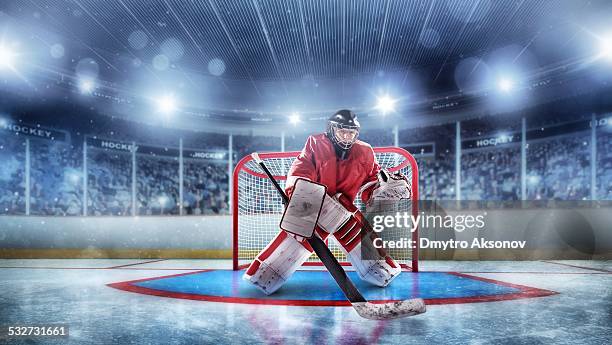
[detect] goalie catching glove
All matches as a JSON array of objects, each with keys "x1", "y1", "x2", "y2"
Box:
[{"x1": 361, "y1": 169, "x2": 412, "y2": 206}]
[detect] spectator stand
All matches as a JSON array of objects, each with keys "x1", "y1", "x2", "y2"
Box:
[
  {"x1": 182, "y1": 148, "x2": 230, "y2": 215},
  {"x1": 1, "y1": 120, "x2": 71, "y2": 215},
  {"x1": 0, "y1": 131, "x2": 26, "y2": 215},
  {"x1": 461, "y1": 131, "x2": 521, "y2": 201},
  {"x1": 1, "y1": 113, "x2": 611, "y2": 219},
  {"x1": 84, "y1": 135, "x2": 231, "y2": 216},
  {"x1": 596, "y1": 115, "x2": 612, "y2": 200},
  {"x1": 400, "y1": 124, "x2": 457, "y2": 201},
  {"x1": 86, "y1": 137, "x2": 134, "y2": 216},
  {"x1": 526, "y1": 119, "x2": 594, "y2": 201}
]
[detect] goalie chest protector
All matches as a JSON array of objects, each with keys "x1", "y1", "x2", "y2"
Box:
[{"x1": 287, "y1": 133, "x2": 380, "y2": 203}]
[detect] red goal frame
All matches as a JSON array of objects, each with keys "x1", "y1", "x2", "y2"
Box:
[{"x1": 232, "y1": 147, "x2": 419, "y2": 272}]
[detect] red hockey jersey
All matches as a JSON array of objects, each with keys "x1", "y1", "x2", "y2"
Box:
[{"x1": 287, "y1": 133, "x2": 380, "y2": 203}]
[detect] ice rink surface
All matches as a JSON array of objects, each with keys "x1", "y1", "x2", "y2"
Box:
[{"x1": 0, "y1": 260, "x2": 610, "y2": 344}]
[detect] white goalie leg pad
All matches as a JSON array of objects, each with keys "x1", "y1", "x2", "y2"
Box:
[
  {"x1": 243, "y1": 231, "x2": 312, "y2": 295},
  {"x1": 340, "y1": 240, "x2": 401, "y2": 287},
  {"x1": 317, "y1": 194, "x2": 353, "y2": 234},
  {"x1": 331, "y1": 194, "x2": 401, "y2": 287}
]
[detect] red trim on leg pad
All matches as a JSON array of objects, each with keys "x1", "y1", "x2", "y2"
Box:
[
  {"x1": 336, "y1": 194, "x2": 357, "y2": 212},
  {"x1": 353, "y1": 210, "x2": 367, "y2": 224},
  {"x1": 315, "y1": 227, "x2": 330, "y2": 240},
  {"x1": 336, "y1": 218, "x2": 359, "y2": 239},
  {"x1": 300, "y1": 238, "x2": 314, "y2": 252},
  {"x1": 336, "y1": 225, "x2": 362, "y2": 247},
  {"x1": 259, "y1": 231, "x2": 288, "y2": 261},
  {"x1": 343, "y1": 236, "x2": 361, "y2": 253},
  {"x1": 385, "y1": 256, "x2": 398, "y2": 269},
  {"x1": 246, "y1": 260, "x2": 261, "y2": 276}
]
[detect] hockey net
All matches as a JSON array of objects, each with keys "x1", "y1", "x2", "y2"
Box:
[{"x1": 232, "y1": 147, "x2": 419, "y2": 271}]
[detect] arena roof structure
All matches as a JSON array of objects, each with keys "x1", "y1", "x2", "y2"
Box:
[{"x1": 0, "y1": 0, "x2": 611, "y2": 132}]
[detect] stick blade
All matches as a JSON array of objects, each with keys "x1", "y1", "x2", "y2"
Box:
[{"x1": 353, "y1": 298, "x2": 426, "y2": 320}]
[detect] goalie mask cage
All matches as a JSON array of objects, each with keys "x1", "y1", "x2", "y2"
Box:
[{"x1": 232, "y1": 147, "x2": 419, "y2": 272}]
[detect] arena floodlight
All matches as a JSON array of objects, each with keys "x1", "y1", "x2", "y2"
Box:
[
  {"x1": 289, "y1": 112, "x2": 301, "y2": 125},
  {"x1": 498, "y1": 77, "x2": 514, "y2": 93},
  {"x1": 0, "y1": 43, "x2": 16, "y2": 70},
  {"x1": 79, "y1": 78, "x2": 95, "y2": 94},
  {"x1": 157, "y1": 94, "x2": 177, "y2": 114},
  {"x1": 599, "y1": 35, "x2": 612, "y2": 59},
  {"x1": 376, "y1": 95, "x2": 396, "y2": 114}
]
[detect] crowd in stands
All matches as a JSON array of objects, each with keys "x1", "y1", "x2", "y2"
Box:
[
  {"x1": 1, "y1": 115, "x2": 611, "y2": 217},
  {"x1": 137, "y1": 157, "x2": 181, "y2": 215},
  {"x1": 85, "y1": 150, "x2": 230, "y2": 216},
  {"x1": 30, "y1": 141, "x2": 82, "y2": 215},
  {"x1": 400, "y1": 124, "x2": 456, "y2": 200},
  {"x1": 183, "y1": 161, "x2": 229, "y2": 215},
  {"x1": 527, "y1": 135, "x2": 591, "y2": 200},
  {"x1": 597, "y1": 132, "x2": 612, "y2": 200},
  {"x1": 462, "y1": 147, "x2": 521, "y2": 200},
  {"x1": 417, "y1": 154, "x2": 456, "y2": 200},
  {"x1": 284, "y1": 132, "x2": 311, "y2": 151},
  {"x1": 461, "y1": 116, "x2": 522, "y2": 139},
  {"x1": 358, "y1": 128, "x2": 394, "y2": 147},
  {"x1": 234, "y1": 134, "x2": 281, "y2": 160},
  {"x1": 400, "y1": 124, "x2": 455, "y2": 146},
  {"x1": 0, "y1": 135, "x2": 26, "y2": 214},
  {"x1": 87, "y1": 150, "x2": 132, "y2": 216}
]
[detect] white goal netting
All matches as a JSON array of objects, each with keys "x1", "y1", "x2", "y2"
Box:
[{"x1": 233, "y1": 147, "x2": 419, "y2": 271}]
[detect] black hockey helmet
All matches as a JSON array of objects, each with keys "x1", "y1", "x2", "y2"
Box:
[{"x1": 326, "y1": 109, "x2": 360, "y2": 159}]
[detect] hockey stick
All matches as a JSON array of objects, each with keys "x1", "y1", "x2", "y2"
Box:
[{"x1": 251, "y1": 152, "x2": 426, "y2": 320}]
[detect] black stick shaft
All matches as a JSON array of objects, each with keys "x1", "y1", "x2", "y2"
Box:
[
  {"x1": 253, "y1": 154, "x2": 366, "y2": 303},
  {"x1": 307, "y1": 233, "x2": 367, "y2": 302}
]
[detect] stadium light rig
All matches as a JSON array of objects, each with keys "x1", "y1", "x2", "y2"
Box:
[
  {"x1": 376, "y1": 95, "x2": 396, "y2": 114},
  {"x1": 0, "y1": 43, "x2": 16, "y2": 71},
  {"x1": 599, "y1": 35, "x2": 612, "y2": 59},
  {"x1": 497, "y1": 77, "x2": 514, "y2": 93},
  {"x1": 79, "y1": 78, "x2": 95, "y2": 94},
  {"x1": 157, "y1": 94, "x2": 178, "y2": 114},
  {"x1": 289, "y1": 112, "x2": 301, "y2": 125}
]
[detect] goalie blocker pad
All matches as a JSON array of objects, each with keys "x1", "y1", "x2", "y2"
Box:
[{"x1": 280, "y1": 178, "x2": 327, "y2": 238}]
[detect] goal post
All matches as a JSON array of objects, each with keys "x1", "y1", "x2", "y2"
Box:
[{"x1": 232, "y1": 147, "x2": 419, "y2": 272}]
